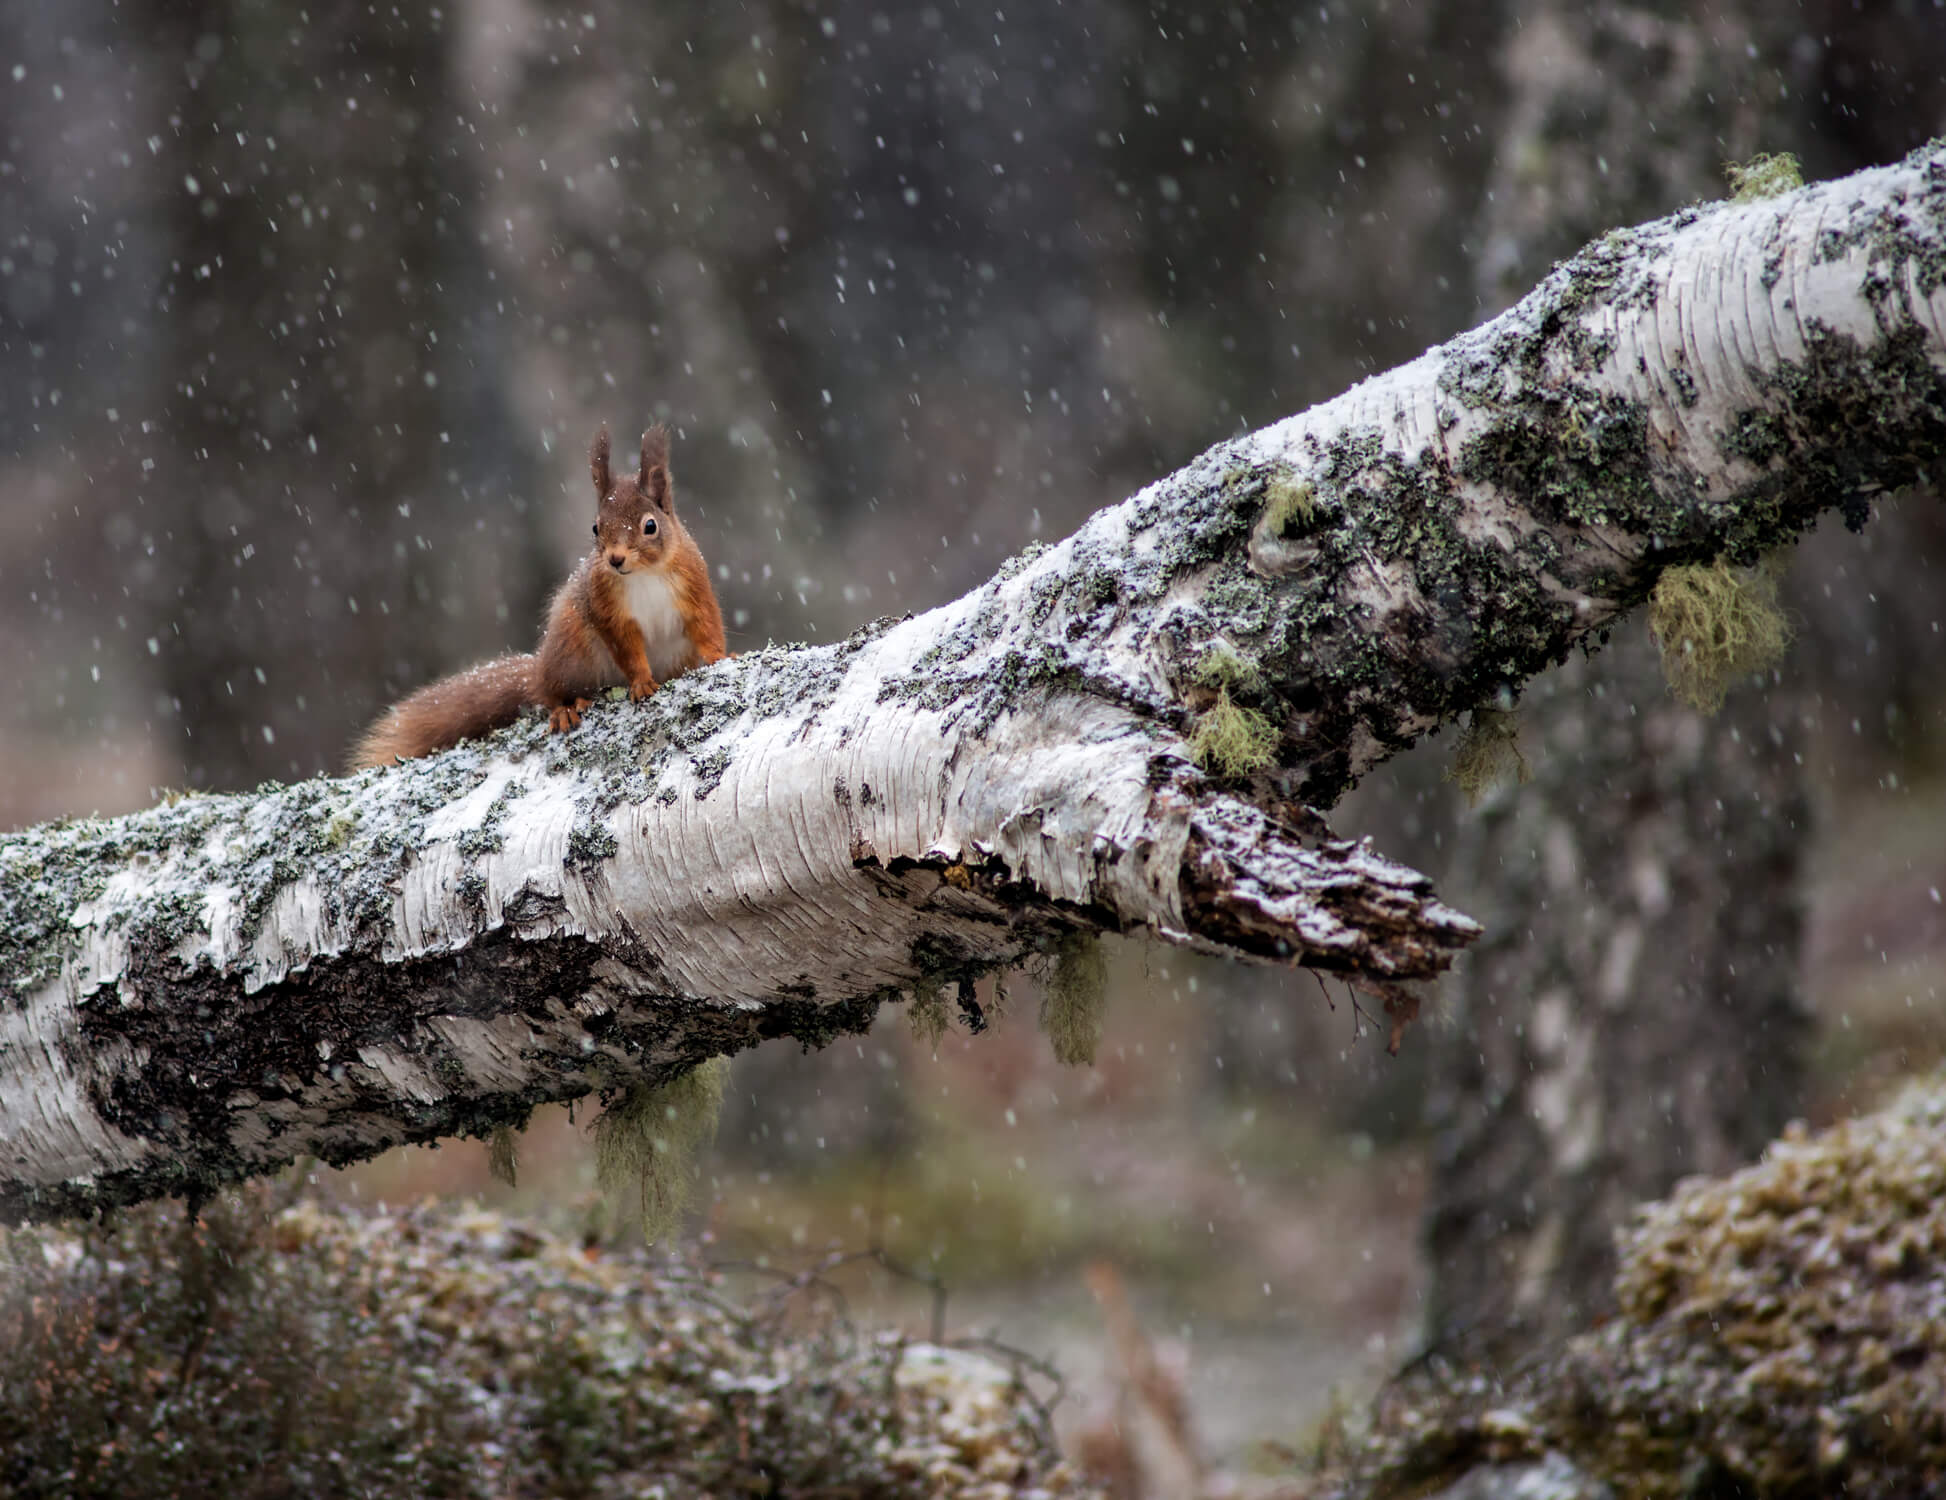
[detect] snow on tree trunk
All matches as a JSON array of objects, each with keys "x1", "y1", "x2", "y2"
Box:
[{"x1": 4, "y1": 146, "x2": 1944, "y2": 1224}]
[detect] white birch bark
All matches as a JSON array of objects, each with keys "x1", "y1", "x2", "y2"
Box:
[{"x1": 4, "y1": 145, "x2": 1943, "y2": 1224}]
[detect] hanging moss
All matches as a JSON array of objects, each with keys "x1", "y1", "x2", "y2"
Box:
[
  {"x1": 907, "y1": 977, "x2": 950, "y2": 1051},
  {"x1": 1262, "y1": 473, "x2": 1319, "y2": 534},
  {"x1": 1445, "y1": 705, "x2": 1531, "y2": 806},
  {"x1": 1647, "y1": 556, "x2": 1791, "y2": 713},
  {"x1": 1725, "y1": 151, "x2": 1804, "y2": 201},
  {"x1": 487, "y1": 1125, "x2": 520, "y2": 1188},
  {"x1": 593, "y1": 1057, "x2": 731, "y2": 1243},
  {"x1": 986, "y1": 971, "x2": 1012, "y2": 1024},
  {"x1": 1190, "y1": 687, "x2": 1280, "y2": 776},
  {"x1": 1041, "y1": 933, "x2": 1107, "y2": 1066}
]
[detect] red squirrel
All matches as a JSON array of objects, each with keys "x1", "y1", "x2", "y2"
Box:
[{"x1": 350, "y1": 424, "x2": 727, "y2": 768}]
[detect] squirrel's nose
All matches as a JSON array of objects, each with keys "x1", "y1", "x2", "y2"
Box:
[{"x1": 607, "y1": 552, "x2": 627, "y2": 570}]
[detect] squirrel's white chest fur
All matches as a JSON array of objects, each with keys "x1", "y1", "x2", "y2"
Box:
[{"x1": 621, "y1": 567, "x2": 696, "y2": 681}]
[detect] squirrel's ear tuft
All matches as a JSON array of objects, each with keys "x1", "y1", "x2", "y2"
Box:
[
  {"x1": 640, "y1": 424, "x2": 673, "y2": 512},
  {"x1": 590, "y1": 426, "x2": 613, "y2": 498}
]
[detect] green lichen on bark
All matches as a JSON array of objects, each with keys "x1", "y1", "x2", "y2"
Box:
[
  {"x1": 1456, "y1": 391, "x2": 1665, "y2": 535},
  {"x1": 1718, "y1": 322, "x2": 1946, "y2": 539},
  {"x1": 1193, "y1": 644, "x2": 1266, "y2": 697},
  {"x1": 0, "y1": 759, "x2": 506, "y2": 1012},
  {"x1": 1812, "y1": 142, "x2": 1946, "y2": 301},
  {"x1": 562, "y1": 817, "x2": 620, "y2": 872},
  {"x1": 323, "y1": 806, "x2": 359, "y2": 848},
  {"x1": 1233, "y1": 422, "x2": 1597, "y2": 801}
]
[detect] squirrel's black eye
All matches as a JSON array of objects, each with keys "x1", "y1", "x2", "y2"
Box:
[
  {"x1": 591, "y1": 523, "x2": 599, "y2": 538},
  {"x1": 643, "y1": 516, "x2": 658, "y2": 536}
]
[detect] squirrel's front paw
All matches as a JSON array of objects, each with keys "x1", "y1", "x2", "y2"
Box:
[
  {"x1": 548, "y1": 698, "x2": 591, "y2": 732},
  {"x1": 628, "y1": 675, "x2": 659, "y2": 703}
]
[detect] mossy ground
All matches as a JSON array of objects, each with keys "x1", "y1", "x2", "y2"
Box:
[
  {"x1": 1307, "y1": 1075, "x2": 1946, "y2": 1499},
  {"x1": 0, "y1": 1188, "x2": 1096, "y2": 1500},
  {"x1": 0, "y1": 1192, "x2": 459, "y2": 1500}
]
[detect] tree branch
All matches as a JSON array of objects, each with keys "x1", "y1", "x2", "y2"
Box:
[{"x1": 5, "y1": 145, "x2": 1942, "y2": 1223}]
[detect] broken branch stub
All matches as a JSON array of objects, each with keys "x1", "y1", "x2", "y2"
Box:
[{"x1": 4, "y1": 145, "x2": 1944, "y2": 1222}]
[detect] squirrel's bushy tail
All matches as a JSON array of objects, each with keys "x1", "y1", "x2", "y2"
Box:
[{"x1": 349, "y1": 653, "x2": 537, "y2": 769}]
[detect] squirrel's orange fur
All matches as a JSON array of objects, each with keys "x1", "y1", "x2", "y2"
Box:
[{"x1": 350, "y1": 424, "x2": 726, "y2": 768}]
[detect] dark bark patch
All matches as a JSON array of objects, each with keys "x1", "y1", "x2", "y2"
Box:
[{"x1": 12, "y1": 929, "x2": 883, "y2": 1225}]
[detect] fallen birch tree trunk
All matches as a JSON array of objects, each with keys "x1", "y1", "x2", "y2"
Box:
[{"x1": 4, "y1": 146, "x2": 1943, "y2": 1225}]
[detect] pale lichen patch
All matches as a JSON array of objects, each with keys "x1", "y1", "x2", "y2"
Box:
[
  {"x1": 1647, "y1": 555, "x2": 1791, "y2": 713},
  {"x1": 1192, "y1": 644, "x2": 1265, "y2": 698},
  {"x1": 1445, "y1": 705, "x2": 1532, "y2": 806},
  {"x1": 1262, "y1": 474, "x2": 1318, "y2": 534},
  {"x1": 1724, "y1": 151, "x2": 1804, "y2": 201},
  {"x1": 1189, "y1": 688, "x2": 1280, "y2": 777}
]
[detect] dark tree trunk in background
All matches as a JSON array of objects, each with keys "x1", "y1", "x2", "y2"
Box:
[
  {"x1": 135, "y1": 2, "x2": 540, "y2": 789},
  {"x1": 1424, "y1": 638, "x2": 1811, "y2": 1358},
  {"x1": 1421, "y1": 0, "x2": 1816, "y2": 1364}
]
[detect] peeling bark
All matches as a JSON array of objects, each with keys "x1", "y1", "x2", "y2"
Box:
[{"x1": 3, "y1": 147, "x2": 1943, "y2": 1224}]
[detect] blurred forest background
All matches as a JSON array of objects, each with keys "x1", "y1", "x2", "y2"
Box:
[{"x1": 4, "y1": 0, "x2": 1946, "y2": 1468}]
